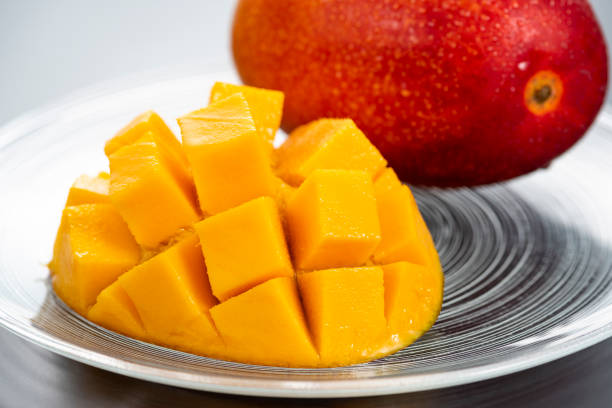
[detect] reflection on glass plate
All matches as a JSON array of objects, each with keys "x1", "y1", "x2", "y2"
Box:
[{"x1": 1, "y1": 66, "x2": 612, "y2": 398}]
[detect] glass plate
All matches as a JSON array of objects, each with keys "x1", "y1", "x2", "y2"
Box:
[{"x1": 1, "y1": 66, "x2": 612, "y2": 398}]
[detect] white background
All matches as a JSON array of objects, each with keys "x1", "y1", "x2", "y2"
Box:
[{"x1": 1, "y1": 0, "x2": 611, "y2": 125}]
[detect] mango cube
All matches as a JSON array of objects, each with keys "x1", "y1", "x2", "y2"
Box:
[
  {"x1": 373, "y1": 167, "x2": 402, "y2": 196},
  {"x1": 297, "y1": 267, "x2": 387, "y2": 366},
  {"x1": 209, "y1": 82, "x2": 284, "y2": 145},
  {"x1": 382, "y1": 261, "x2": 444, "y2": 343},
  {"x1": 195, "y1": 197, "x2": 293, "y2": 302},
  {"x1": 210, "y1": 277, "x2": 319, "y2": 367},
  {"x1": 51, "y1": 204, "x2": 140, "y2": 316},
  {"x1": 51, "y1": 172, "x2": 112, "y2": 274},
  {"x1": 88, "y1": 281, "x2": 147, "y2": 341},
  {"x1": 65, "y1": 172, "x2": 110, "y2": 206},
  {"x1": 276, "y1": 118, "x2": 387, "y2": 185},
  {"x1": 104, "y1": 111, "x2": 189, "y2": 171},
  {"x1": 105, "y1": 111, "x2": 194, "y2": 207},
  {"x1": 286, "y1": 169, "x2": 381, "y2": 270},
  {"x1": 118, "y1": 234, "x2": 224, "y2": 356},
  {"x1": 109, "y1": 133, "x2": 200, "y2": 248},
  {"x1": 178, "y1": 93, "x2": 276, "y2": 215},
  {"x1": 373, "y1": 185, "x2": 429, "y2": 265}
]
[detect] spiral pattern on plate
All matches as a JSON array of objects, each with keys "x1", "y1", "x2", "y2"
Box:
[{"x1": 0, "y1": 70, "x2": 611, "y2": 396}]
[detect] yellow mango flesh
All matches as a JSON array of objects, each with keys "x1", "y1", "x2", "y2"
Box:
[
  {"x1": 88, "y1": 281, "x2": 147, "y2": 341},
  {"x1": 210, "y1": 277, "x2": 318, "y2": 367},
  {"x1": 276, "y1": 118, "x2": 387, "y2": 186},
  {"x1": 194, "y1": 197, "x2": 293, "y2": 301},
  {"x1": 297, "y1": 267, "x2": 388, "y2": 366},
  {"x1": 178, "y1": 93, "x2": 276, "y2": 215},
  {"x1": 286, "y1": 169, "x2": 381, "y2": 270},
  {"x1": 118, "y1": 233, "x2": 224, "y2": 357},
  {"x1": 273, "y1": 175, "x2": 296, "y2": 216},
  {"x1": 382, "y1": 261, "x2": 444, "y2": 348},
  {"x1": 373, "y1": 167, "x2": 402, "y2": 196},
  {"x1": 52, "y1": 83, "x2": 444, "y2": 368},
  {"x1": 65, "y1": 173, "x2": 110, "y2": 206},
  {"x1": 373, "y1": 185, "x2": 430, "y2": 266},
  {"x1": 105, "y1": 112, "x2": 195, "y2": 207},
  {"x1": 104, "y1": 111, "x2": 190, "y2": 172},
  {"x1": 51, "y1": 172, "x2": 112, "y2": 274},
  {"x1": 109, "y1": 134, "x2": 200, "y2": 248},
  {"x1": 50, "y1": 204, "x2": 140, "y2": 316},
  {"x1": 209, "y1": 82, "x2": 284, "y2": 145}
]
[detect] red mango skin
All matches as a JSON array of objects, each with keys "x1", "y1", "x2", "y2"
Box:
[{"x1": 232, "y1": 0, "x2": 608, "y2": 186}]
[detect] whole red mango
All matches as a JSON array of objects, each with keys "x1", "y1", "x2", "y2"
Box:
[{"x1": 232, "y1": 0, "x2": 608, "y2": 186}]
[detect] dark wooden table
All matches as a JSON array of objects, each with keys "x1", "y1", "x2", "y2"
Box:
[{"x1": 1, "y1": 327, "x2": 609, "y2": 408}]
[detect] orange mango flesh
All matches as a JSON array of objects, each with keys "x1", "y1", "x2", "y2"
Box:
[
  {"x1": 373, "y1": 185, "x2": 430, "y2": 266},
  {"x1": 87, "y1": 281, "x2": 147, "y2": 341},
  {"x1": 194, "y1": 197, "x2": 293, "y2": 302},
  {"x1": 51, "y1": 83, "x2": 443, "y2": 368},
  {"x1": 50, "y1": 204, "x2": 140, "y2": 316},
  {"x1": 105, "y1": 112, "x2": 195, "y2": 209},
  {"x1": 65, "y1": 173, "x2": 110, "y2": 206},
  {"x1": 297, "y1": 267, "x2": 388, "y2": 366},
  {"x1": 286, "y1": 169, "x2": 381, "y2": 270},
  {"x1": 273, "y1": 175, "x2": 296, "y2": 217},
  {"x1": 117, "y1": 233, "x2": 224, "y2": 356},
  {"x1": 373, "y1": 167, "x2": 402, "y2": 196},
  {"x1": 275, "y1": 118, "x2": 388, "y2": 186},
  {"x1": 109, "y1": 133, "x2": 200, "y2": 248},
  {"x1": 382, "y1": 261, "x2": 444, "y2": 348},
  {"x1": 177, "y1": 93, "x2": 276, "y2": 215},
  {"x1": 210, "y1": 277, "x2": 318, "y2": 367},
  {"x1": 104, "y1": 111, "x2": 190, "y2": 173},
  {"x1": 209, "y1": 82, "x2": 284, "y2": 145},
  {"x1": 51, "y1": 172, "x2": 112, "y2": 274}
]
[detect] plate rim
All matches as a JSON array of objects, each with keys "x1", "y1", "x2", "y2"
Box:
[{"x1": 3, "y1": 314, "x2": 611, "y2": 398}]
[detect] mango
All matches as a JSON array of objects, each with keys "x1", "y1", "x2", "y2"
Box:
[
  {"x1": 51, "y1": 82, "x2": 444, "y2": 368},
  {"x1": 275, "y1": 118, "x2": 387, "y2": 186},
  {"x1": 50, "y1": 204, "x2": 140, "y2": 316},
  {"x1": 65, "y1": 172, "x2": 110, "y2": 206},
  {"x1": 51, "y1": 172, "x2": 112, "y2": 274},
  {"x1": 382, "y1": 261, "x2": 444, "y2": 348},
  {"x1": 273, "y1": 175, "x2": 296, "y2": 217},
  {"x1": 373, "y1": 167, "x2": 401, "y2": 196},
  {"x1": 210, "y1": 277, "x2": 318, "y2": 367},
  {"x1": 177, "y1": 93, "x2": 276, "y2": 215},
  {"x1": 373, "y1": 185, "x2": 429, "y2": 266},
  {"x1": 209, "y1": 82, "x2": 284, "y2": 145},
  {"x1": 105, "y1": 111, "x2": 189, "y2": 173},
  {"x1": 194, "y1": 197, "x2": 293, "y2": 302},
  {"x1": 297, "y1": 267, "x2": 387, "y2": 366},
  {"x1": 286, "y1": 169, "x2": 381, "y2": 270},
  {"x1": 109, "y1": 132, "x2": 200, "y2": 248},
  {"x1": 233, "y1": 0, "x2": 607, "y2": 186},
  {"x1": 118, "y1": 233, "x2": 224, "y2": 357},
  {"x1": 88, "y1": 281, "x2": 147, "y2": 341},
  {"x1": 106, "y1": 111, "x2": 195, "y2": 208}
]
